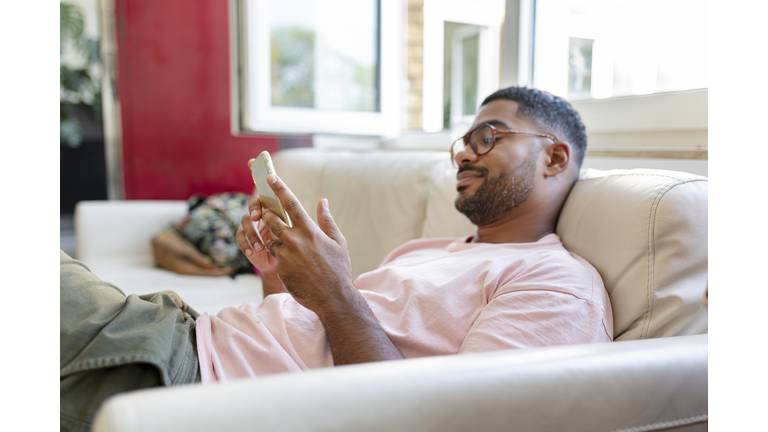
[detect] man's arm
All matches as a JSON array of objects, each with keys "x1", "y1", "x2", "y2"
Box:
[{"x1": 237, "y1": 174, "x2": 404, "y2": 365}]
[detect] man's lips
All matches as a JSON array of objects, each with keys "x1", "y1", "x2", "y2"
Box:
[{"x1": 456, "y1": 170, "x2": 484, "y2": 187}]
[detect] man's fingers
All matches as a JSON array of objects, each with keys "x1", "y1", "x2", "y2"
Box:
[
  {"x1": 267, "y1": 239, "x2": 280, "y2": 259},
  {"x1": 267, "y1": 174, "x2": 308, "y2": 227},
  {"x1": 316, "y1": 198, "x2": 345, "y2": 246},
  {"x1": 236, "y1": 224, "x2": 252, "y2": 256},
  {"x1": 248, "y1": 193, "x2": 263, "y2": 222},
  {"x1": 261, "y1": 208, "x2": 287, "y2": 242},
  {"x1": 257, "y1": 219, "x2": 272, "y2": 245},
  {"x1": 238, "y1": 217, "x2": 265, "y2": 256}
]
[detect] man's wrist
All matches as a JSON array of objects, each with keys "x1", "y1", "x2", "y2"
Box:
[
  {"x1": 313, "y1": 281, "x2": 366, "y2": 324},
  {"x1": 260, "y1": 268, "x2": 286, "y2": 296},
  {"x1": 261, "y1": 268, "x2": 279, "y2": 280}
]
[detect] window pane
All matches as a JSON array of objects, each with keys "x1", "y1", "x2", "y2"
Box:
[
  {"x1": 461, "y1": 34, "x2": 479, "y2": 116},
  {"x1": 269, "y1": 0, "x2": 379, "y2": 112},
  {"x1": 568, "y1": 37, "x2": 593, "y2": 99},
  {"x1": 534, "y1": 0, "x2": 707, "y2": 100}
]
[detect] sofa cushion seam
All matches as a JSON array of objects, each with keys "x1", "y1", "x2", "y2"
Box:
[
  {"x1": 642, "y1": 180, "x2": 679, "y2": 338},
  {"x1": 642, "y1": 178, "x2": 700, "y2": 338},
  {"x1": 578, "y1": 174, "x2": 708, "y2": 183},
  {"x1": 609, "y1": 413, "x2": 708, "y2": 432}
]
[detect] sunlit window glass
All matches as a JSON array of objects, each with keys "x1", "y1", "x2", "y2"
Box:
[
  {"x1": 461, "y1": 34, "x2": 480, "y2": 116},
  {"x1": 535, "y1": 0, "x2": 707, "y2": 100},
  {"x1": 269, "y1": 0, "x2": 379, "y2": 111}
]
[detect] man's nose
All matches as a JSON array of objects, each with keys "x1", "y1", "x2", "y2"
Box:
[{"x1": 454, "y1": 143, "x2": 479, "y2": 167}]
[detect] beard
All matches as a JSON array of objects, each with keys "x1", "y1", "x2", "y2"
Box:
[{"x1": 454, "y1": 153, "x2": 537, "y2": 226}]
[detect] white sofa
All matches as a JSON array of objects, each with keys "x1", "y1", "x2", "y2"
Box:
[{"x1": 75, "y1": 148, "x2": 708, "y2": 432}]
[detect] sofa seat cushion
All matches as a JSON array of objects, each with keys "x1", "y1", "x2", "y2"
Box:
[{"x1": 82, "y1": 254, "x2": 264, "y2": 315}]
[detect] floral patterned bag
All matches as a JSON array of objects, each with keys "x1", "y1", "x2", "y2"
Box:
[{"x1": 171, "y1": 192, "x2": 253, "y2": 274}]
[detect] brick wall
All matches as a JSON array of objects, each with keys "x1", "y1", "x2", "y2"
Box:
[{"x1": 406, "y1": 0, "x2": 424, "y2": 131}]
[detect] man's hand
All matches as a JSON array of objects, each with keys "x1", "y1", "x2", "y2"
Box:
[
  {"x1": 236, "y1": 205, "x2": 278, "y2": 274},
  {"x1": 242, "y1": 171, "x2": 404, "y2": 365},
  {"x1": 236, "y1": 187, "x2": 285, "y2": 296},
  {"x1": 256, "y1": 175, "x2": 353, "y2": 313}
]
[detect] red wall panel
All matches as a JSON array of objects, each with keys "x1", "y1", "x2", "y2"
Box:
[{"x1": 115, "y1": 0, "x2": 278, "y2": 199}]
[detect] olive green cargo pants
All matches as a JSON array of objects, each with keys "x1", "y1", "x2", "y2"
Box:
[{"x1": 60, "y1": 251, "x2": 201, "y2": 432}]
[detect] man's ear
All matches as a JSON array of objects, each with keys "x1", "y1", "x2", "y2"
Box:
[{"x1": 543, "y1": 142, "x2": 571, "y2": 177}]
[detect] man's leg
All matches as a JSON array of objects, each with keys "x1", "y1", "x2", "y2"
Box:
[{"x1": 60, "y1": 251, "x2": 200, "y2": 432}]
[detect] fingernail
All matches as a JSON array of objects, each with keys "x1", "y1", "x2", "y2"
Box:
[
  {"x1": 245, "y1": 248, "x2": 253, "y2": 257},
  {"x1": 267, "y1": 174, "x2": 277, "y2": 184},
  {"x1": 253, "y1": 241, "x2": 263, "y2": 251},
  {"x1": 251, "y1": 209, "x2": 260, "y2": 219},
  {"x1": 322, "y1": 198, "x2": 329, "y2": 210}
]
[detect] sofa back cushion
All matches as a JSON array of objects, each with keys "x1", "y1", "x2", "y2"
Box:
[{"x1": 556, "y1": 169, "x2": 708, "y2": 340}]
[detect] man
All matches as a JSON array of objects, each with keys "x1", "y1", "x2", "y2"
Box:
[{"x1": 60, "y1": 86, "x2": 612, "y2": 430}]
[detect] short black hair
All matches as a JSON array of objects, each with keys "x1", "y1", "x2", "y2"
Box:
[{"x1": 481, "y1": 86, "x2": 587, "y2": 167}]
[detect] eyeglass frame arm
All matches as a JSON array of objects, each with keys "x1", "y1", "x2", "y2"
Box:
[{"x1": 449, "y1": 123, "x2": 560, "y2": 166}]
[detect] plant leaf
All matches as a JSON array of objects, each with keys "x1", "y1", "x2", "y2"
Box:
[
  {"x1": 60, "y1": 3, "x2": 84, "y2": 44},
  {"x1": 60, "y1": 116, "x2": 83, "y2": 148}
]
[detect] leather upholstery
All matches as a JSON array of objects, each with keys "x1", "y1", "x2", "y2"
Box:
[
  {"x1": 93, "y1": 335, "x2": 707, "y2": 432},
  {"x1": 557, "y1": 169, "x2": 708, "y2": 340},
  {"x1": 76, "y1": 200, "x2": 188, "y2": 260}
]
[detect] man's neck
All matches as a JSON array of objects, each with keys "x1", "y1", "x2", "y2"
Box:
[{"x1": 470, "y1": 200, "x2": 559, "y2": 244}]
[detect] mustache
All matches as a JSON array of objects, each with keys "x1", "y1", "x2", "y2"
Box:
[{"x1": 457, "y1": 165, "x2": 489, "y2": 176}]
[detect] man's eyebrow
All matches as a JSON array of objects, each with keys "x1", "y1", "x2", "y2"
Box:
[{"x1": 483, "y1": 119, "x2": 511, "y2": 129}]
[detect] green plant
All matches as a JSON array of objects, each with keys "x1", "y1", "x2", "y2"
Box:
[{"x1": 60, "y1": 2, "x2": 102, "y2": 148}]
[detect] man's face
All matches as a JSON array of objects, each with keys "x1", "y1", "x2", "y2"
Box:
[{"x1": 453, "y1": 100, "x2": 543, "y2": 226}]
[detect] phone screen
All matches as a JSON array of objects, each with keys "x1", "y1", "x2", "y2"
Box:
[{"x1": 250, "y1": 151, "x2": 292, "y2": 227}]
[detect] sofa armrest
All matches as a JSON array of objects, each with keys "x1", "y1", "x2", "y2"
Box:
[
  {"x1": 75, "y1": 200, "x2": 188, "y2": 261},
  {"x1": 92, "y1": 335, "x2": 707, "y2": 432}
]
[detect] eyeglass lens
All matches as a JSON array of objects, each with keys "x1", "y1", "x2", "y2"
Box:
[{"x1": 452, "y1": 124, "x2": 494, "y2": 156}]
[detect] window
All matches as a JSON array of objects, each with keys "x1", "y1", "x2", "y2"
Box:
[
  {"x1": 524, "y1": 0, "x2": 708, "y2": 160},
  {"x1": 235, "y1": 0, "x2": 403, "y2": 137},
  {"x1": 532, "y1": 0, "x2": 707, "y2": 100},
  {"x1": 448, "y1": 25, "x2": 482, "y2": 128},
  {"x1": 422, "y1": 0, "x2": 505, "y2": 133}
]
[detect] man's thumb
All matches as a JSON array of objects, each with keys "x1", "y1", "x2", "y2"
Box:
[{"x1": 317, "y1": 198, "x2": 344, "y2": 243}]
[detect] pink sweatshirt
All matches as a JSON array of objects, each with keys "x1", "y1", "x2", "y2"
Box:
[{"x1": 195, "y1": 234, "x2": 613, "y2": 383}]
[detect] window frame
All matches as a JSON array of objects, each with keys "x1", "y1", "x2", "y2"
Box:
[{"x1": 234, "y1": 0, "x2": 403, "y2": 138}]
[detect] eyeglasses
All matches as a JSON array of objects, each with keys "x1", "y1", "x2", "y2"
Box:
[{"x1": 450, "y1": 123, "x2": 558, "y2": 168}]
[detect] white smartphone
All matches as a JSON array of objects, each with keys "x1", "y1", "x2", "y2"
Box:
[{"x1": 250, "y1": 151, "x2": 292, "y2": 227}]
